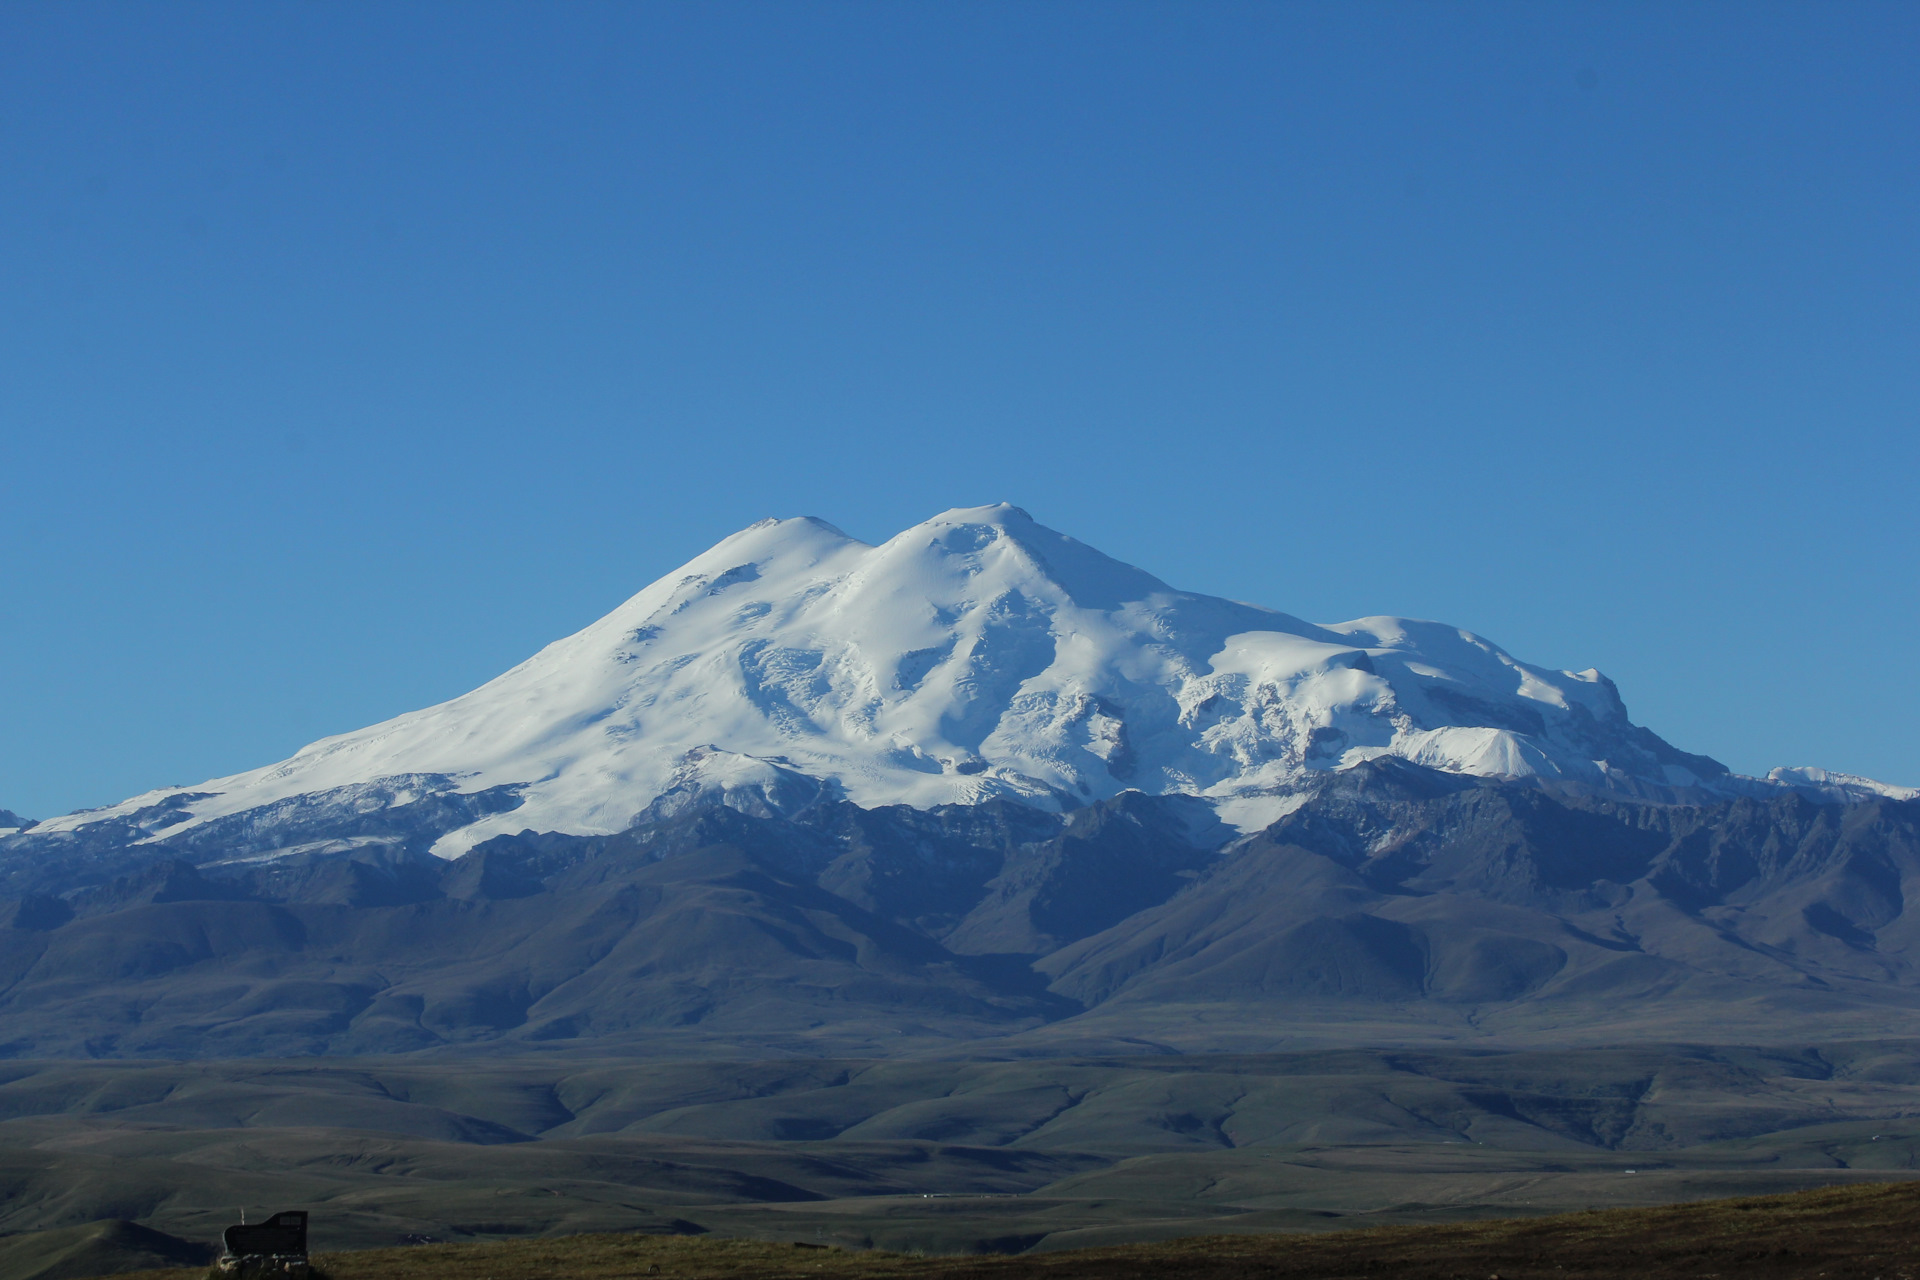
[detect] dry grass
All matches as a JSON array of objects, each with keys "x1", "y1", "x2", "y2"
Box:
[{"x1": 116, "y1": 1179, "x2": 1920, "y2": 1280}]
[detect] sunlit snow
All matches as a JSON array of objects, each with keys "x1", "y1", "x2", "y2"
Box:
[{"x1": 33, "y1": 504, "x2": 1912, "y2": 857}]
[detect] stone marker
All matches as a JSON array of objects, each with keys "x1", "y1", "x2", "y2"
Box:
[{"x1": 212, "y1": 1211, "x2": 309, "y2": 1280}]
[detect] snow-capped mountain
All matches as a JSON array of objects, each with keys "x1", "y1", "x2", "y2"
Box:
[{"x1": 25, "y1": 504, "x2": 1915, "y2": 860}]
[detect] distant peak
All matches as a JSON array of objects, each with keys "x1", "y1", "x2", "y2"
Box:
[
  {"x1": 708, "y1": 515, "x2": 863, "y2": 556},
  {"x1": 741, "y1": 514, "x2": 852, "y2": 537},
  {"x1": 927, "y1": 502, "x2": 1035, "y2": 526},
  {"x1": 793, "y1": 515, "x2": 853, "y2": 538}
]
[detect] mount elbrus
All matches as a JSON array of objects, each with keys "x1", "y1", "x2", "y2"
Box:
[{"x1": 2, "y1": 503, "x2": 1916, "y2": 1057}]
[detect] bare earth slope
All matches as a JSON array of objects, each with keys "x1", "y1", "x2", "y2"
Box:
[{"x1": 2, "y1": 773, "x2": 1918, "y2": 1056}]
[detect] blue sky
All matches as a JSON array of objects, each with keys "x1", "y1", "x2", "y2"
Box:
[{"x1": 3, "y1": 1, "x2": 1916, "y2": 818}]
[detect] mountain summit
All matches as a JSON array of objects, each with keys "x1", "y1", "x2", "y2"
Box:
[
  {"x1": 8, "y1": 505, "x2": 1920, "y2": 1059},
  {"x1": 26, "y1": 504, "x2": 1913, "y2": 858}
]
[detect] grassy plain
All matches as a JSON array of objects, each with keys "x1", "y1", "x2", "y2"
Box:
[
  {"x1": 102, "y1": 1180, "x2": 1920, "y2": 1280},
  {"x1": 5, "y1": 1047, "x2": 1920, "y2": 1277}
]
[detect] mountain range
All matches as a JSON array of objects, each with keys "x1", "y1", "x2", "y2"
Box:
[{"x1": 2, "y1": 504, "x2": 1916, "y2": 1058}]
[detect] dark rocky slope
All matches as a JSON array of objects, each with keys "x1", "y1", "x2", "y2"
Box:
[{"x1": 1, "y1": 764, "x2": 1917, "y2": 1057}]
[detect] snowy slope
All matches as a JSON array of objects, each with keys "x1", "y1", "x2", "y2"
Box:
[{"x1": 29, "y1": 504, "x2": 1914, "y2": 858}]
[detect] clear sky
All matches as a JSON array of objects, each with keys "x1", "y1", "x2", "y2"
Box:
[{"x1": 2, "y1": 1, "x2": 1916, "y2": 819}]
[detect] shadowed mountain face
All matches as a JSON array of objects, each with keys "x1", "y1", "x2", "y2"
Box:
[
  {"x1": 1, "y1": 764, "x2": 1918, "y2": 1058},
  {"x1": 1032, "y1": 768, "x2": 1920, "y2": 1045}
]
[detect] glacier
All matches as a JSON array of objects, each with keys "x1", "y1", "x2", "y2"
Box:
[{"x1": 24, "y1": 503, "x2": 1916, "y2": 859}]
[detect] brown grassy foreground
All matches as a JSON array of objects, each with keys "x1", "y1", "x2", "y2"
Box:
[{"x1": 109, "y1": 1179, "x2": 1920, "y2": 1280}]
